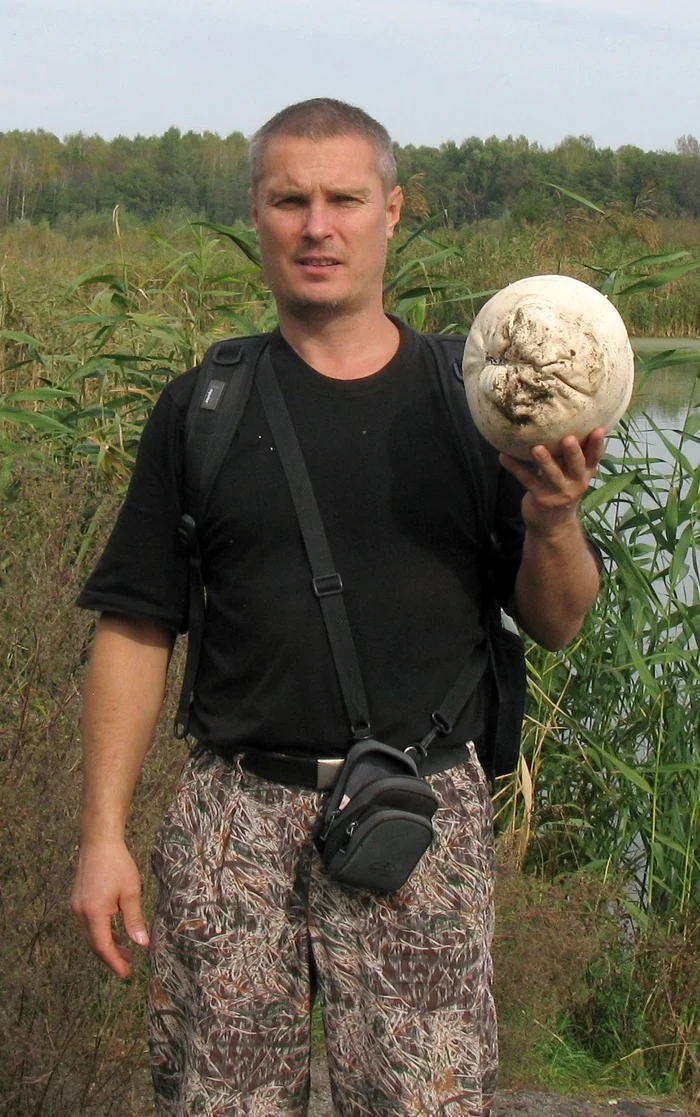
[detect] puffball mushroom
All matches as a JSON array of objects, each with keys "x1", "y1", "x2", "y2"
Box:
[{"x1": 462, "y1": 274, "x2": 635, "y2": 459}]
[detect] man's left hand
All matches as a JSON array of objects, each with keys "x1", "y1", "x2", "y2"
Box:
[
  {"x1": 503, "y1": 427, "x2": 605, "y2": 649},
  {"x1": 499, "y1": 427, "x2": 605, "y2": 531}
]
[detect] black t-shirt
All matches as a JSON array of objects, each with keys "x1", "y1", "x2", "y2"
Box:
[{"x1": 78, "y1": 322, "x2": 527, "y2": 756}]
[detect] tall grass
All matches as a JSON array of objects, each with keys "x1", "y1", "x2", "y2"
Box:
[
  {"x1": 0, "y1": 466, "x2": 179, "y2": 1115},
  {"x1": 496, "y1": 389, "x2": 700, "y2": 1094},
  {"x1": 3, "y1": 211, "x2": 700, "y2": 473},
  {"x1": 1, "y1": 211, "x2": 699, "y2": 1104},
  {"x1": 500, "y1": 405, "x2": 700, "y2": 910}
]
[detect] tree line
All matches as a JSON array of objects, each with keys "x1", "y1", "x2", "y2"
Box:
[{"x1": 2, "y1": 125, "x2": 700, "y2": 229}]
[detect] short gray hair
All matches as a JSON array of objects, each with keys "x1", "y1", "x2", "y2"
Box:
[{"x1": 249, "y1": 98, "x2": 397, "y2": 192}]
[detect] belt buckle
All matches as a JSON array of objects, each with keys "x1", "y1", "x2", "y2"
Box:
[{"x1": 316, "y1": 758, "x2": 344, "y2": 790}]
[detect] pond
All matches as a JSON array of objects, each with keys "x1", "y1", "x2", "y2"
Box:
[
  {"x1": 605, "y1": 339, "x2": 700, "y2": 611},
  {"x1": 628, "y1": 338, "x2": 700, "y2": 465}
]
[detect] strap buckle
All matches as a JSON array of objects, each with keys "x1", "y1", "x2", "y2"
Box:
[
  {"x1": 431, "y1": 710, "x2": 453, "y2": 735},
  {"x1": 313, "y1": 573, "x2": 343, "y2": 598},
  {"x1": 351, "y1": 720, "x2": 371, "y2": 741},
  {"x1": 212, "y1": 342, "x2": 244, "y2": 367},
  {"x1": 317, "y1": 758, "x2": 345, "y2": 790},
  {"x1": 404, "y1": 741, "x2": 428, "y2": 760},
  {"x1": 408, "y1": 710, "x2": 453, "y2": 760},
  {"x1": 177, "y1": 513, "x2": 196, "y2": 549}
]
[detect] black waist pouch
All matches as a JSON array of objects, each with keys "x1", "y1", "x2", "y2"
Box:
[{"x1": 315, "y1": 739, "x2": 439, "y2": 893}]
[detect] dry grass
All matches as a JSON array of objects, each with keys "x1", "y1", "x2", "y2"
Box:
[
  {"x1": 492, "y1": 855, "x2": 618, "y2": 1087},
  {"x1": 0, "y1": 463, "x2": 182, "y2": 1115}
]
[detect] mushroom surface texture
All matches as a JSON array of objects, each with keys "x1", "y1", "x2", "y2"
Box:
[{"x1": 462, "y1": 274, "x2": 635, "y2": 459}]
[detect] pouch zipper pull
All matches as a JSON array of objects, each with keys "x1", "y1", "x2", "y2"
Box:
[
  {"x1": 338, "y1": 820, "x2": 359, "y2": 857},
  {"x1": 319, "y1": 810, "x2": 340, "y2": 844}
]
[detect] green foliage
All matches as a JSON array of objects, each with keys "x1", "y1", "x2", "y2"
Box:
[
  {"x1": 570, "y1": 923, "x2": 700, "y2": 1097},
  {"x1": 0, "y1": 126, "x2": 250, "y2": 227},
  {"x1": 498, "y1": 402, "x2": 700, "y2": 913},
  {"x1": 495, "y1": 391, "x2": 700, "y2": 1096},
  {"x1": 0, "y1": 217, "x2": 277, "y2": 477},
  {"x1": 6, "y1": 206, "x2": 700, "y2": 483}
]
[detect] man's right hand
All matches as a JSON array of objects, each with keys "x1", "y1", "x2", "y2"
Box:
[
  {"x1": 71, "y1": 839, "x2": 150, "y2": 979},
  {"x1": 71, "y1": 615, "x2": 172, "y2": 978}
]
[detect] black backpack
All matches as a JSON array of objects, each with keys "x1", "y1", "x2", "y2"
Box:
[{"x1": 174, "y1": 332, "x2": 527, "y2": 778}]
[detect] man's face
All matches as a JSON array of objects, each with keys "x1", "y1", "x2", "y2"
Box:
[{"x1": 250, "y1": 133, "x2": 403, "y2": 321}]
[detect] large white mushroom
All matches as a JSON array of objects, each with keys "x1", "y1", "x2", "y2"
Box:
[{"x1": 462, "y1": 274, "x2": 635, "y2": 459}]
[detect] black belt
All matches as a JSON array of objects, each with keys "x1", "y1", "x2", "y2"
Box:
[{"x1": 237, "y1": 743, "x2": 470, "y2": 790}]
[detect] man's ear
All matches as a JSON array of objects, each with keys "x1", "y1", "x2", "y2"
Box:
[{"x1": 386, "y1": 185, "x2": 403, "y2": 241}]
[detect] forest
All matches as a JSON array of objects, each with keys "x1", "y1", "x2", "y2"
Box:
[{"x1": 2, "y1": 125, "x2": 700, "y2": 228}]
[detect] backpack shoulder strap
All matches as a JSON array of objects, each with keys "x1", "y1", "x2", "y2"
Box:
[
  {"x1": 182, "y1": 334, "x2": 270, "y2": 521},
  {"x1": 422, "y1": 332, "x2": 500, "y2": 545},
  {"x1": 422, "y1": 331, "x2": 526, "y2": 779},
  {"x1": 174, "y1": 333, "x2": 269, "y2": 739}
]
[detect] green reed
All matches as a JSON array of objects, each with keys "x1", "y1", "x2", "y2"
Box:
[{"x1": 495, "y1": 364, "x2": 700, "y2": 1093}]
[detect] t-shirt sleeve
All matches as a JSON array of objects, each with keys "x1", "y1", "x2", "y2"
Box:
[{"x1": 76, "y1": 382, "x2": 190, "y2": 633}]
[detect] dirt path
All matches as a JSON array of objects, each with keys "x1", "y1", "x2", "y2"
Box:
[
  {"x1": 492, "y1": 1093, "x2": 695, "y2": 1117},
  {"x1": 309, "y1": 1051, "x2": 696, "y2": 1117}
]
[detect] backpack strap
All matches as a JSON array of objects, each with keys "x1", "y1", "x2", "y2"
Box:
[
  {"x1": 174, "y1": 334, "x2": 268, "y2": 739},
  {"x1": 255, "y1": 349, "x2": 372, "y2": 742},
  {"x1": 183, "y1": 335, "x2": 269, "y2": 520},
  {"x1": 423, "y1": 333, "x2": 527, "y2": 778},
  {"x1": 422, "y1": 333, "x2": 499, "y2": 546}
]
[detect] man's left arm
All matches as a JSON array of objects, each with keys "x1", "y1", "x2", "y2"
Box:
[{"x1": 500, "y1": 428, "x2": 605, "y2": 652}]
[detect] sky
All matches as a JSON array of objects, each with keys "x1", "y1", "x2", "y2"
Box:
[{"x1": 2, "y1": 0, "x2": 699, "y2": 152}]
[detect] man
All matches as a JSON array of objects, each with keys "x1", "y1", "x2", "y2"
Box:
[{"x1": 71, "y1": 99, "x2": 603, "y2": 1117}]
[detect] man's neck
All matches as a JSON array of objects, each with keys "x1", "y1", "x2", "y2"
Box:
[{"x1": 277, "y1": 307, "x2": 401, "y2": 381}]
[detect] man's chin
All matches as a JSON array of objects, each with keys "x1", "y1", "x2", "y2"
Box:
[{"x1": 281, "y1": 294, "x2": 354, "y2": 324}]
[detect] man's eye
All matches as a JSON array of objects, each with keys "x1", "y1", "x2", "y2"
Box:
[
  {"x1": 275, "y1": 196, "x2": 305, "y2": 207},
  {"x1": 335, "y1": 195, "x2": 361, "y2": 205}
]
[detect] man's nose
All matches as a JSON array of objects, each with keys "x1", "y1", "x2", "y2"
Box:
[{"x1": 302, "y1": 200, "x2": 332, "y2": 241}]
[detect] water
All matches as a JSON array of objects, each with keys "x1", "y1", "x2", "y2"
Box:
[
  {"x1": 601, "y1": 341, "x2": 700, "y2": 610},
  {"x1": 628, "y1": 338, "x2": 700, "y2": 464}
]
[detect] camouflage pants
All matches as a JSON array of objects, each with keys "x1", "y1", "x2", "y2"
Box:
[{"x1": 149, "y1": 744, "x2": 497, "y2": 1117}]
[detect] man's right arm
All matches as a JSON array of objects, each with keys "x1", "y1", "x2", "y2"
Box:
[{"x1": 70, "y1": 613, "x2": 174, "y2": 979}]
